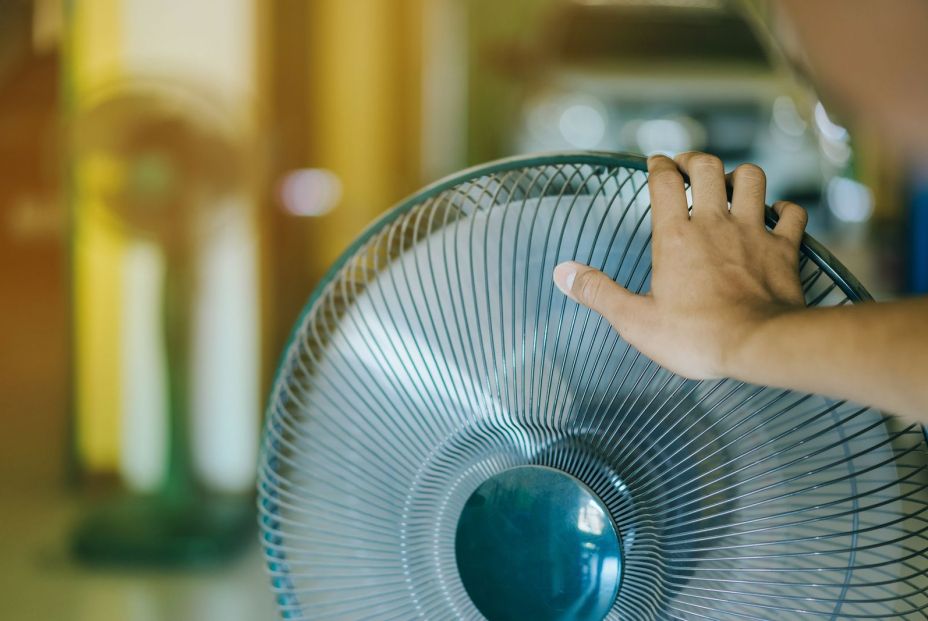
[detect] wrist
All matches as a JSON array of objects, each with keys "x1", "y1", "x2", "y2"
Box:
[{"x1": 718, "y1": 306, "x2": 800, "y2": 383}]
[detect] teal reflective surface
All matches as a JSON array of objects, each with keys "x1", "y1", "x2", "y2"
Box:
[{"x1": 455, "y1": 466, "x2": 622, "y2": 621}]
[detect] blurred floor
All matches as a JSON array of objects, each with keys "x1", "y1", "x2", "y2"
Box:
[{"x1": 1, "y1": 488, "x2": 276, "y2": 620}]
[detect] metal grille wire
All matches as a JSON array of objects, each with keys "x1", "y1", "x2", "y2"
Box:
[{"x1": 258, "y1": 153, "x2": 928, "y2": 620}]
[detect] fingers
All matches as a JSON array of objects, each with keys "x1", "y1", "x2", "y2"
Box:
[
  {"x1": 553, "y1": 261, "x2": 651, "y2": 334},
  {"x1": 646, "y1": 155, "x2": 689, "y2": 228},
  {"x1": 771, "y1": 200, "x2": 808, "y2": 246},
  {"x1": 674, "y1": 152, "x2": 727, "y2": 217},
  {"x1": 726, "y1": 163, "x2": 766, "y2": 226}
]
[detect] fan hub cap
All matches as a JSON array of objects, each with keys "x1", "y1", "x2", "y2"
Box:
[{"x1": 455, "y1": 466, "x2": 622, "y2": 621}]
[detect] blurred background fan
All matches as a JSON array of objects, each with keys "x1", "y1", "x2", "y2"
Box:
[
  {"x1": 68, "y1": 78, "x2": 259, "y2": 566},
  {"x1": 0, "y1": 0, "x2": 925, "y2": 620}
]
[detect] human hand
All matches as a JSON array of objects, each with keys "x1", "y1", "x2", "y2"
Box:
[{"x1": 553, "y1": 152, "x2": 809, "y2": 380}]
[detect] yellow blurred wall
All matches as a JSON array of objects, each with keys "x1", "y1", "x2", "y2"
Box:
[
  {"x1": 304, "y1": 0, "x2": 425, "y2": 274},
  {"x1": 265, "y1": 0, "x2": 439, "y2": 353},
  {"x1": 68, "y1": 0, "x2": 125, "y2": 471}
]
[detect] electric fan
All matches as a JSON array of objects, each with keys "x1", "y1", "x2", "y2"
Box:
[{"x1": 258, "y1": 152, "x2": 928, "y2": 620}]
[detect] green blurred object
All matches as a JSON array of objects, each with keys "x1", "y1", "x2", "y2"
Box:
[
  {"x1": 72, "y1": 256, "x2": 252, "y2": 566},
  {"x1": 455, "y1": 466, "x2": 623, "y2": 621},
  {"x1": 68, "y1": 80, "x2": 256, "y2": 566},
  {"x1": 72, "y1": 495, "x2": 255, "y2": 567}
]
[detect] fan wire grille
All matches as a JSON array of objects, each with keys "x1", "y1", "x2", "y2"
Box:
[{"x1": 259, "y1": 153, "x2": 928, "y2": 620}]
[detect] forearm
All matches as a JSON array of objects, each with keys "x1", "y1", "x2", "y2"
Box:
[{"x1": 728, "y1": 298, "x2": 928, "y2": 422}]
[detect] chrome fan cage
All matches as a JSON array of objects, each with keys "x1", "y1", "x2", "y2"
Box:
[{"x1": 258, "y1": 152, "x2": 928, "y2": 620}]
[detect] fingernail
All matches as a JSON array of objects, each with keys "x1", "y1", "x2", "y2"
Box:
[{"x1": 553, "y1": 262, "x2": 578, "y2": 296}]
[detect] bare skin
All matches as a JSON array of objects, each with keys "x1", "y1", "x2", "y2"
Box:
[{"x1": 553, "y1": 153, "x2": 928, "y2": 422}]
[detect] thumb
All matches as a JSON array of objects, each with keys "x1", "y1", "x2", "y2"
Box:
[{"x1": 553, "y1": 261, "x2": 649, "y2": 331}]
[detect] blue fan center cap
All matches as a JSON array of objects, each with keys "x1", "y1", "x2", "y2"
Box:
[{"x1": 455, "y1": 466, "x2": 622, "y2": 621}]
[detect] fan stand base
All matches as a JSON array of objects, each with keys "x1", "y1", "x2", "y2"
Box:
[{"x1": 71, "y1": 494, "x2": 254, "y2": 567}]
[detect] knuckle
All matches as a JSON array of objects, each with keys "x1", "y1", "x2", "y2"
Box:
[
  {"x1": 783, "y1": 202, "x2": 808, "y2": 225},
  {"x1": 672, "y1": 151, "x2": 694, "y2": 165},
  {"x1": 778, "y1": 237, "x2": 801, "y2": 260},
  {"x1": 793, "y1": 204, "x2": 809, "y2": 225},
  {"x1": 775, "y1": 235, "x2": 795, "y2": 253},
  {"x1": 647, "y1": 154, "x2": 672, "y2": 167},
  {"x1": 661, "y1": 224, "x2": 687, "y2": 246},
  {"x1": 656, "y1": 226, "x2": 688, "y2": 255},
  {"x1": 648, "y1": 167, "x2": 681, "y2": 184},
  {"x1": 734, "y1": 163, "x2": 765, "y2": 183},
  {"x1": 575, "y1": 271, "x2": 603, "y2": 306},
  {"x1": 691, "y1": 153, "x2": 723, "y2": 170}
]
